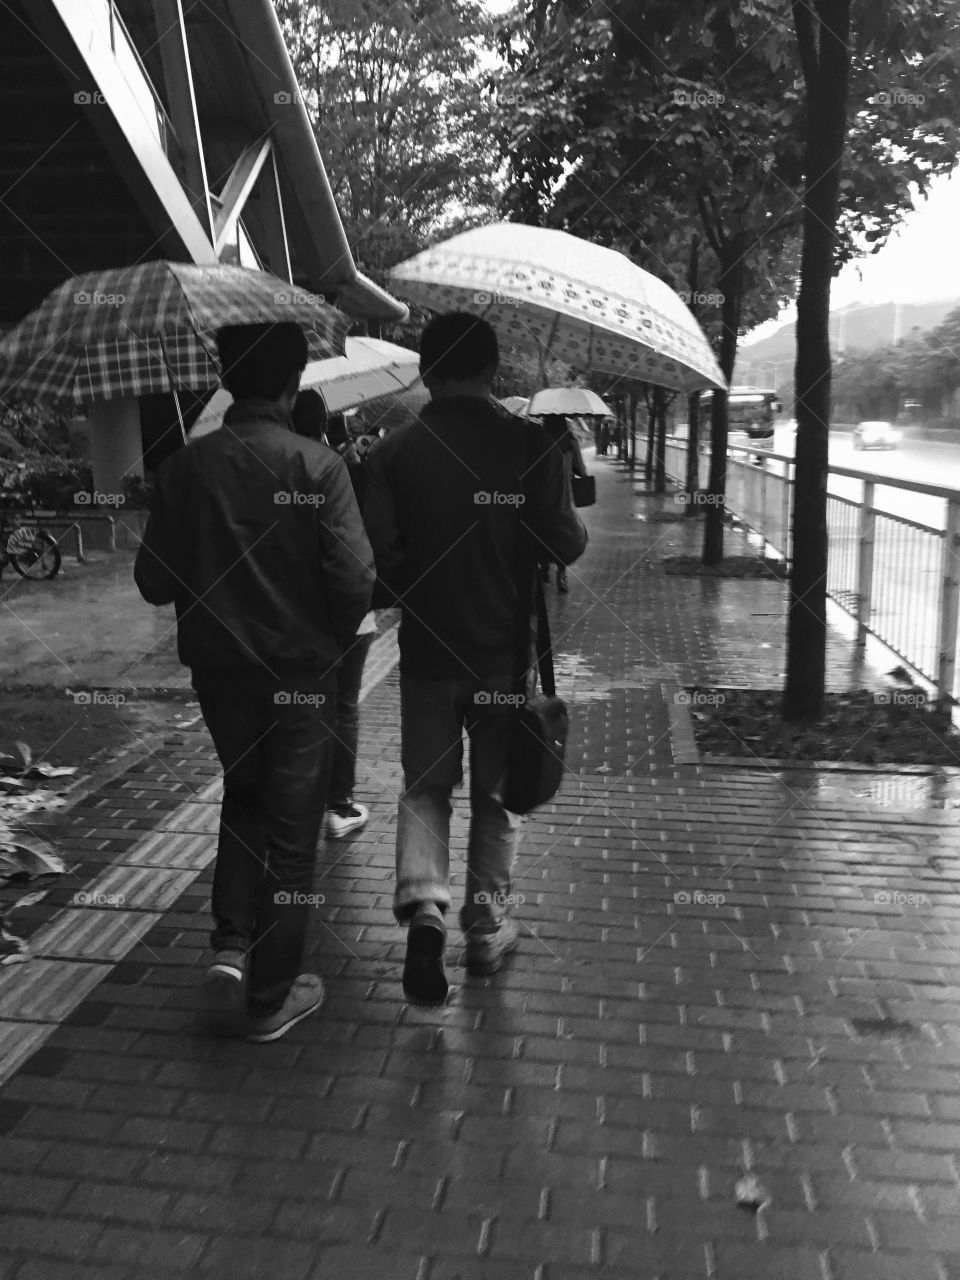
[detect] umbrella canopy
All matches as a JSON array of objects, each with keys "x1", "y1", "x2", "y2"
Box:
[
  {"x1": 305, "y1": 336, "x2": 420, "y2": 414},
  {"x1": 389, "y1": 222, "x2": 725, "y2": 394},
  {"x1": 188, "y1": 336, "x2": 422, "y2": 440},
  {"x1": 0, "y1": 261, "x2": 349, "y2": 408},
  {"x1": 528, "y1": 387, "x2": 613, "y2": 417}
]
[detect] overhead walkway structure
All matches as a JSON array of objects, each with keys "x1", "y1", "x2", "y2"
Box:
[{"x1": 0, "y1": 0, "x2": 407, "y2": 491}]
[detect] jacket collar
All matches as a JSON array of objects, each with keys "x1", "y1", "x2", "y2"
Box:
[{"x1": 221, "y1": 398, "x2": 293, "y2": 431}]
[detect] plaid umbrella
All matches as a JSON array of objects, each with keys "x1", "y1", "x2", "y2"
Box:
[{"x1": 0, "y1": 261, "x2": 349, "y2": 408}]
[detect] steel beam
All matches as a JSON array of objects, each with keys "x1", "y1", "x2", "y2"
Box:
[{"x1": 213, "y1": 136, "x2": 273, "y2": 258}]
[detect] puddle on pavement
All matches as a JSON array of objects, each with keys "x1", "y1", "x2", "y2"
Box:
[
  {"x1": 553, "y1": 652, "x2": 615, "y2": 702},
  {"x1": 805, "y1": 771, "x2": 960, "y2": 811}
]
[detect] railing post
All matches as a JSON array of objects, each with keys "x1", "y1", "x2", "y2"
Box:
[
  {"x1": 936, "y1": 497, "x2": 960, "y2": 707},
  {"x1": 780, "y1": 458, "x2": 792, "y2": 564},
  {"x1": 855, "y1": 480, "x2": 876, "y2": 652},
  {"x1": 759, "y1": 463, "x2": 768, "y2": 556}
]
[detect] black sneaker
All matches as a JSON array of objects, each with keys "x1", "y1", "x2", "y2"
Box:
[{"x1": 402, "y1": 907, "x2": 448, "y2": 1005}]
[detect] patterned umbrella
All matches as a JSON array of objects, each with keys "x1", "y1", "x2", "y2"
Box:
[
  {"x1": 528, "y1": 387, "x2": 613, "y2": 417},
  {"x1": 0, "y1": 261, "x2": 349, "y2": 408},
  {"x1": 389, "y1": 223, "x2": 725, "y2": 394}
]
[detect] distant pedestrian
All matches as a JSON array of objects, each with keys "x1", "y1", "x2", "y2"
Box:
[
  {"x1": 135, "y1": 323, "x2": 375, "y2": 1042},
  {"x1": 364, "y1": 312, "x2": 587, "y2": 1005},
  {"x1": 292, "y1": 392, "x2": 376, "y2": 840},
  {"x1": 539, "y1": 414, "x2": 587, "y2": 593}
]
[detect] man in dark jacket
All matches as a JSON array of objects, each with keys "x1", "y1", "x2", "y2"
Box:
[
  {"x1": 135, "y1": 322, "x2": 375, "y2": 1041},
  {"x1": 364, "y1": 312, "x2": 587, "y2": 1004}
]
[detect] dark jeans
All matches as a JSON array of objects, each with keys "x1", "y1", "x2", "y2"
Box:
[
  {"x1": 194, "y1": 678, "x2": 336, "y2": 1016},
  {"x1": 327, "y1": 631, "x2": 374, "y2": 806}
]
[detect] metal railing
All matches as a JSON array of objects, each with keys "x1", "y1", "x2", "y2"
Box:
[{"x1": 662, "y1": 438, "x2": 960, "y2": 704}]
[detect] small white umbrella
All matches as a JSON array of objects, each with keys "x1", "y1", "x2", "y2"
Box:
[
  {"x1": 528, "y1": 387, "x2": 613, "y2": 417},
  {"x1": 389, "y1": 222, "x2": 726, "y2": 394},
  {"x1": 188, "y1": 336, "x2": 421, "y2": 439},
  {"x1": 499, "y1": 395, "x2": 531, "y2": 416}
]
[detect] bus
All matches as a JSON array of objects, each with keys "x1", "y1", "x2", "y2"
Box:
[{"x1": 699, "y1": 386, "x2": 782, "y2": 457}]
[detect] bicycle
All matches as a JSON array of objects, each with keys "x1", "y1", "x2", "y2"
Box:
[{"x1": 0, "y1": 497, "x2": 62, "y2": 580}]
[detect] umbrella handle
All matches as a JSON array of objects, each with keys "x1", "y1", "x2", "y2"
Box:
[{"x1": 157, "y1": 332, "x2": 187, "y2": 444}]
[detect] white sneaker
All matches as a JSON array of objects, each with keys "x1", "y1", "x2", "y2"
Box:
[{"x1": 324, "y1": 802, "x2": 369, "y2": 840}]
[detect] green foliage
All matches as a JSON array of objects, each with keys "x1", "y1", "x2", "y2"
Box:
[
  {"x1": 274, "y1": 0, "x2": 502, "y2": 289},
  {"x1": 0, "y1": 400, "x2": 73, "y2": 463},
  {"x1": 833, "y1": 304, "x2": 960, "y2": 420}
]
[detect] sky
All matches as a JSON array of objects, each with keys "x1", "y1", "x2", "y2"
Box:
[{"x1": 743, "y1": 173, "x2": 960, "y2": 345}]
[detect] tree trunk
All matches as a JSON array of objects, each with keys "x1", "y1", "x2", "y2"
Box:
[
  {"x1": 650, "y1": 386, "x2": 660, "y2": 481},
  {"x1": 685, "y1": 390, "x2": 701, "y2": 514},
  {"x1": 654, "y1": 387, "x2": 667, "y2": 493},
  {"x1": 702, "y1": 243, "x2": 744, "y2": 564},
  {"x1": 629, "y1": 395, "x2": 637, "y2": 467},
  {"x1": 783, "y1": 0, "x2": 852, "y2": 722}
]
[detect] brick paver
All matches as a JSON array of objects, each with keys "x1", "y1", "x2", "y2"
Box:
[{"x1": 1, "y1": 453, "x2": 959, "y2": 1279}]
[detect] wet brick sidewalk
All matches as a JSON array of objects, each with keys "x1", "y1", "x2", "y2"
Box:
[{"x1": 1, "y1": 454, "x2": 959, "y2": 1279}]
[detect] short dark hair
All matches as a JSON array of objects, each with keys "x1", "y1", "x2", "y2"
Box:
[
  {"x1": 291, "y1": 388, "x2": 326, "y2": 440},
  {"x1": 419, "y1": 312, "x2": 498, "y2": 384},
  {"x1": 216, "y1": 322, "x2": 308, "y2": 401}
]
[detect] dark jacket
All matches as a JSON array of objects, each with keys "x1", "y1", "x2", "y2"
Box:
[
  {"x1": 134, "y1": 399, "x2": 375, "y2": 688},
  {"x1": 364, "y1": 396, "x2": 587, "y2": 679}
]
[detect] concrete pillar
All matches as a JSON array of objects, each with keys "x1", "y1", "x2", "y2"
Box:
[{"x1": 87, "y1": 398, "x2": 144, "y2": 500}]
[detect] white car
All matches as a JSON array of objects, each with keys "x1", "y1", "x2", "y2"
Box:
[{"x1": 853, "y1": 420, "x2": 899, "y2": 451}]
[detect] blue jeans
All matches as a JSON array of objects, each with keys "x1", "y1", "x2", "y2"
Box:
[
  {"x1": 395, "y1": 675, "x2": 523, "y2": 931},
  {"x1": 194, "y1": 678, "x2": 335, "y2": 1016},
  {"x1": 327, "y1": 631, "x2": 374, "y2": 806}
]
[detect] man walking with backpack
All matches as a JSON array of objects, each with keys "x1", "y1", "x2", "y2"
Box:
[
  {"x1": 364, "y1": 312, "x2": 587, "y2": 1004},
  {"x1": 135, "y1": 322, "x2": 375, "y2": 1041}
]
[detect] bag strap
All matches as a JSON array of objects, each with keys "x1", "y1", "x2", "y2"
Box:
[{"x1": 514, "y1": 426, "x2": 557, "y2": 697}]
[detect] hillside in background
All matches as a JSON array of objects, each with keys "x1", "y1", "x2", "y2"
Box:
[{"x1": 735, "y1": 298, "x2": 960, "y2": 385}]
